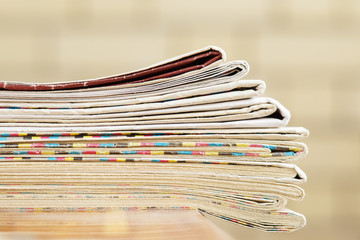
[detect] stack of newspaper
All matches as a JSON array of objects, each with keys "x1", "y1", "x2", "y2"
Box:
[{"x1": 0, "y1": 46, "x2": 308, "y2": 232}]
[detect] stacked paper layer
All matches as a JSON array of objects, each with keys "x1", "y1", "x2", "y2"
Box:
[{"x1": 0, "y1": 46, "x2": 308, "y2": 232}]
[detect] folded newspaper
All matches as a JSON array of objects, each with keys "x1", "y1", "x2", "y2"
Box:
[{"x1": 0, "y1": 46, "x2": 308, "y2": 232}]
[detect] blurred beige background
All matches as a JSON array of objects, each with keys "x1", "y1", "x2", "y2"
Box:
[{"x1": 0, "y1": 0, "x2": 359, "y2": 239}]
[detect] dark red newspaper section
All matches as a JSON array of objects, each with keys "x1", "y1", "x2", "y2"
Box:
[{"x1": 0, "y1": 49, "x2": 222, "y2": 91}]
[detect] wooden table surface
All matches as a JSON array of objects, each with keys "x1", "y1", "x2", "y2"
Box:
[{"x1": 0, "y1": 210, "x2": 233, "y2": 240}]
